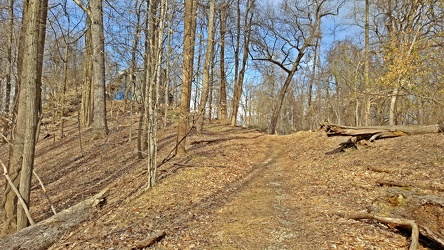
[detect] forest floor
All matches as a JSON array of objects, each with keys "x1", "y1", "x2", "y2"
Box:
[{"x1": 0, "y1": 103, "x2": 443, "y2": 250}]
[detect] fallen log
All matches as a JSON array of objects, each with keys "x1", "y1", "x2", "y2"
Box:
[
  {"x1": 321, "y1": 122, "x2": 444, "y2": 154},
  {"x1": 320, "y1": 122, "x2": 444, "y2": 138},
  {"x1": 0, "y1": 188, "x2": 109, "y2": 250}
]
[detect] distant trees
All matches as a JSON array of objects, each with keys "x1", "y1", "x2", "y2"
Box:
[
  {"x1": 245, "y1": 0, "x2": 444, "y2": 133},
  {"x1": 323, "y1": 0, "x2": 444, "y2": 127}
]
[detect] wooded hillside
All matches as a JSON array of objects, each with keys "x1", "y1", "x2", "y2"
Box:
[{"x1": 0, "y1": 0, "x2": 443, "y2": 243}]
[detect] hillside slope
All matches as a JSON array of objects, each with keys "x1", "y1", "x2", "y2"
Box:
[{"x1": 1, "y1": 111, "x2": 443, "y2": 249}]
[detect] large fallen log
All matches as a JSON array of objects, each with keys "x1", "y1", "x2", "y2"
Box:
[
  {"x1": 321, "y1": 122, "x2": 444, "y2": 138},
  {"x1": 321, "y1": 122, "x2": 444, "y2": 154},
  {"x1": 0, "y1": 188, "x2": 109, "y2": 250}
]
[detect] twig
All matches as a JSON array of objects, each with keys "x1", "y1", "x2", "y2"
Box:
[
  {"x1": 0, "y1": 159, "x2": 35, "y2": 225},
  {"x1": 0, "y1": 133, "x2": 11, "y2": 145},
  {"x1": 33, "y1": 170, "x2": 57, "y2": 215}
]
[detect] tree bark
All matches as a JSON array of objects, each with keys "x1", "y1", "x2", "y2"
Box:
[
  {"x1": 74, "y1": 0, "x2": 108, "y2": 137},
  {"x1": 147, "y1": 0, "x2": 167, "y2": 187}
]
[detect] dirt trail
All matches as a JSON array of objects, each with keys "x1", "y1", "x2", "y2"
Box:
[{"x1": 152, "y1": 130, "x2": 438, "y2": 249}]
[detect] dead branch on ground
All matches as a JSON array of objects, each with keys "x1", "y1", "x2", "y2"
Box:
[
  {"x1": 133, "y1": 230, "x2": 166, "y2": 249},
  {"x1": 343, "y1": 212, "x2": 419, "y2": 250}
]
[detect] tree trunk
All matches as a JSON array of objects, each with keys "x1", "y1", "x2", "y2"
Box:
[
  {"x1": 60, "y1": 42, "x2": 70, "y2": 138},
  {"x1": 129, "y1": 0, "x2": 142, "y2": 143},
  {"x1": 230, "y1": 0, "x2": 254, "y2": 126},
  {"x1": 230, "y1": 0, "x2": 241, "y2": 125},
  {"x1": 389, "y1": 87, "x2": 399, "y2": 126},
  {"x1": 1, "y1": 0, "x2": 14, "y2": 143},
  {"x1": 218, "y1": 4, "x2": 228, "y2": 123},
  {"x1": 176, "y1": 0, "x2": 197, "y2": 156},
  {"x1": 196, "y1": 0, "x2": 216, "y2": 134},
  {"x1": 268, "y1": 65, "x2": 299, "y2": 134},
  {"x1": 267, "y1": 2, "x2": 323, "y2": 134},
  {"x1": 164, "y1": 26, "x2": 172, "y2": 128},
  {"x1": 81, "y1": 16, "x2": 94, "y2": 127},
  {"x1": 1, "y1": 0, "x2": 48, "y2": 235},
  {"x1": 321, "y1": 122, "x2": 444, "y2": 137},
  {"x1": 90, "y1": 0, "x2": 108, "y2": 138},
  {"x1": 363, "y1": 0, "x2": 371, "y2": 126},
  {"x1": 147, "y1": 0, "x2": 167, "y2": 187}
]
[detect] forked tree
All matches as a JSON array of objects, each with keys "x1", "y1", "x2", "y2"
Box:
[{"x1": 251, "y1": 0, "x2": 343, "y2": 134}]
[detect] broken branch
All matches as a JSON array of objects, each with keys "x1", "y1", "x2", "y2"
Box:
[{"x1": 345, "y1": 213, "x2": 419, "y2": 250}]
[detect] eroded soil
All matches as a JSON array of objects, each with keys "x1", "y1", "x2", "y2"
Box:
[{"x1": 1, "y1": 108, "x2": 443, "y2": 249}]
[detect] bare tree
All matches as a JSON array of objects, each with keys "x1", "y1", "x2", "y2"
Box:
[
  {"x1": 1, "y1": 0, "x2": 15, "y2": 143},
  {"x1": 80, "y1": 15, "x2": 94, "y2": 127},
  {"x1": 230, "y1": 0, "x2": 255, "y2": 126},
  {"x1": 218, "y1": 2, "x2": 228, "y2": 123},
  {"x1": 147, "y1": 0, "x2": 168, "y2": 187},
  {"x1": 176, "y1": 0, "x2": 197, "y2": 156},
  {"x1": 196, "y1": 0, "x2": 216, "y2": 133},
  {"x1": 73, "y1": 0, "x2": 108, "y2": 138},
  {"x1": 251, "y1": 0, "x2": 343, "y2": 134},
  {"x1": 1, "y1": 0, "x2": 48, "y2": 235}
]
